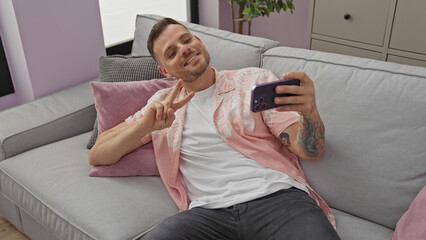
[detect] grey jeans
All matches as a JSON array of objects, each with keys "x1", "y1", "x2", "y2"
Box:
[{"x1": 142, "y1": 188, "x2": 340, "y2": 240}]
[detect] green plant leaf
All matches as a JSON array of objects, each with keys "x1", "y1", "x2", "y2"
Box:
[
  {"x1": 265, "y1": 0, "x2": 271, "y2": 6},
  {"x1": 275, "y1": 2, "x2": 281, "y2": 12},
  {"x1": 242, "y1": 8, "x2": 251, "y2": 14},
  {"x1": 261, "y1": 6, "x2": 270, "y2": 16},
  {"x1": 235, "y1": 0, "x2": 246, "y2": 5},
  {"x1": 287, "y1": 0, "x2": 295, "y2": 12},
  {"x1": 268, "y1": 2, "x2": 274, "y2": 11},
  {"x1": 229, "y1": 0, "x2": 296, "y2": 34},
  {"x1": 254, "y1": 8, "x2": 261, "y2": 16},
  {"x1": 250, "y1": 3, "x2": 256, "y2": 12}
]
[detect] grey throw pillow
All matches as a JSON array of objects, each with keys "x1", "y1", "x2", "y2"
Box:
[{"x1": 87, "y1": 55, "x2": 163, "y2": 149}]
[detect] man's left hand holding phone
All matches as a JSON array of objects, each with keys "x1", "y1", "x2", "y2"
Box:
[{"x1": 251, "y1": 71, "x2": 319, "y2": 118}]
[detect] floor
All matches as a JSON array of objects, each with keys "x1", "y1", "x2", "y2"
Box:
[{"x1": 0, "y1": 216, "x2": 29, "y2": 240}]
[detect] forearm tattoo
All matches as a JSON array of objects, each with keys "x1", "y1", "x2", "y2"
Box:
[
  {"x1": 279, "y1": 132, "x2": 291, "y2": 147},
  {"x1": 298, "y1": 116, "x2": 325, "y2": 158}
]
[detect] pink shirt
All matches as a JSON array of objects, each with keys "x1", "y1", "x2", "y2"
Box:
[{"x1": 126, "y1": 67, "x2": 336, "y2": 228}]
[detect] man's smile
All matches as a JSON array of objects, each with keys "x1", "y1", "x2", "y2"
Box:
[{"x1": 184, "y1": 53, "x2": 200, "y2": 67}]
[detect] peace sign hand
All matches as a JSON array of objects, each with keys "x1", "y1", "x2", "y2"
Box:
[{"x1": 141, "y1": 79, "x2": 194, "y2": 131}]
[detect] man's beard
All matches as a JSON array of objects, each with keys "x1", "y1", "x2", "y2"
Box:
[
  {"x1": 182, "y1": 63, "x2": 208, "y2": 83},
  {"x1": 179, "y1": 51, "x2": 211, "y2": 83}
]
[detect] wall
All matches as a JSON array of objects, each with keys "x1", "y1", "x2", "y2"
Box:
[
  {"x1": 0, "y1": 0, "x2": 106, "y2": 111},
  {"x1": 198, "y1": 0, "x2": 220, "y2": 28},
  {"x1": 199, "y1": 0, "x2": 310, "y2": 48}
]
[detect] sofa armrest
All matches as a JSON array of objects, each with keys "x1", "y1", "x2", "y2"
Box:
[{"x1": 0, "y1": 80, "x2": 97, "y2": 161}]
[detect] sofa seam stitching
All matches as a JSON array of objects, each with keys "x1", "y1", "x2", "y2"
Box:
[
  {"x1": 0, "y1": 139, "x2": 5, "y2": 160},
  {"x1": 139, "y1": 15, "x2": 270, "y2": 49},
  {"x1": 262, "y1": 54, "x2": 426, "y2": 79},
  {"x1": 0, "y1": 168, "x2": 97, "y2": 239},
  {"x1": 3, "y1": 104, "x2": 95, "y2": 159}
]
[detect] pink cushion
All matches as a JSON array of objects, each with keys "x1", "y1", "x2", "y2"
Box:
[
  {"x1": 392, "y1": 186, "x2": 426, "y2": 240},
  {"x1": 89, "y1": 78, "x2": 177, "y2": 177}
]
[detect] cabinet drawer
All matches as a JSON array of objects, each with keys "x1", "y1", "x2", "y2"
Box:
[
  {"x1": 311, "y1": 39, "x2": 382, "y2": 60},
  {"x1": 387, "y1": 55, "x2": 426, "y2": 68},
  {"x1": 389, "y1": 0, "x2": 426, "y2": 55},
  {"x1": 312, "y1": 0, "x2": 391, "y2": 46}
]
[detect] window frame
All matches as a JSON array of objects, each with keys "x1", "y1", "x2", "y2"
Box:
[{"x1": 0, "y1": 35, "x2": 14, "y2": 97}]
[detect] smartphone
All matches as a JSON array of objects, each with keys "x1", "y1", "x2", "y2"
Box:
[{"x1": 250, "y1": 79, "x2": 300, "y2": 112}]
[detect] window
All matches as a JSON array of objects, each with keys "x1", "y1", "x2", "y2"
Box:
[
  {"x1": 99, "y1": 0, "x2": 193, "y2": 48},
  {"x1": 0, "y1": 35, "x2": 14, "y2": 97}
]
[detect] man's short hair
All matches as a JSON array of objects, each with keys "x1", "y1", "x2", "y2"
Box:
[{"x1": 147, "y1": 18, "x2": 189, "y2": 62}]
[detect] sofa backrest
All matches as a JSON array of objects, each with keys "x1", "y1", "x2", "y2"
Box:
[
  {"x1": 262, "y1": 47, "x2": 426, "y2": 230},
  {"x1": 131, "y1": 14, "x2": 279, "y2": 71}
]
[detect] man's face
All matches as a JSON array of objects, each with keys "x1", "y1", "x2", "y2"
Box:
[{"x1": 153, "y1": 24, "x2": 210, "y2": 83}]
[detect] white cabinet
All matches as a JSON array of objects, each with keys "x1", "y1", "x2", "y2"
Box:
[
  {"x1": 308, "y1": 0, "x2": 426, "y2": 68},
  {"x1": 389, "y1": 0, "x2": 426, "y2": 55}
]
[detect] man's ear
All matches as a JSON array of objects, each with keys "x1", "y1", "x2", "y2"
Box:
[{"x1": 158, "y1": 65, "x2": 173, "y2": 78}]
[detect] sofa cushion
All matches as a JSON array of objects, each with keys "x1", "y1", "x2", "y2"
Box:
[
  {"x1": 132, "y1": 14, "x2": 279, "y2": 71},
  {"x1": 261, "y1": 47, "x2": 426, "y2": 229},
  {"x1": 89, "y1": 142, "x2": 157, "y2": 177},
  {"x1": 392, "y1": 186, "x2": 426, "y2": 240},
  {"x1": 0, "y1": 133, "x2": 178, "y2": 240},
  {"x1": 89, "y1": 79, "x2": 177, "y2": 177},
  {"x1": 0, "y1": 81, "x2": 96, "y2": 161},
  {"x1": 332, "y1": 208, "x2": 393, "y2": 240},
  {"x1": 91, "y1": 79, "x2": 176, "y2": 134},
  {"x1": 87, "y1": 55, "x2": 164, "y2": 149},
  {"x1": 97, "y1": 55, "x2": 162, "y2": 83}
]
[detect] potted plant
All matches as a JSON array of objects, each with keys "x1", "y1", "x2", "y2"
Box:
[{"x1": 228, "y1": 0, "x2": 295, "y2": 35}]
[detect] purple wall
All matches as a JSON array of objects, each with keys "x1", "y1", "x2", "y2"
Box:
[
  {"x1": 0, "y1": 0, "x2": 105, "y2": 111},
  {"x1": 199, "y1": 0, "x2": 310, "y2": 48},
  {"x1": 199, "y1": 0, "x2": 220, "y2": 28}
]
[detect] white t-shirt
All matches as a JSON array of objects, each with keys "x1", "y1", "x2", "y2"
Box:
[{"x1": 180, "y1": 84, "x2": 308, "y2": 209}]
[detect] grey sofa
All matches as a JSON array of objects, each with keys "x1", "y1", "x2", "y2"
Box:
[{"x1": 0, "y1": 14, "x2": 425, "y2": 240}]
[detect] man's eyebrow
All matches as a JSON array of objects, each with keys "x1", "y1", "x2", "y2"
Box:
[{"x1": 163, "y1": 32, "x2": 191, "y2": 57}]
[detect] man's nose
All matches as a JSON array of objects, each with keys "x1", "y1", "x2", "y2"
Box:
[{"x1": 179, "y1": 45, "x2": 191, "y2": 56}]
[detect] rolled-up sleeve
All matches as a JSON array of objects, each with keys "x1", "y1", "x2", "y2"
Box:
[{"x1": 264, "y1": 110, "x2": 300, "y2": 139}]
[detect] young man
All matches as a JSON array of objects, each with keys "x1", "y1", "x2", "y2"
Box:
[{"x1": 89, "y1": 18, "x2": 340, "y2": 239}]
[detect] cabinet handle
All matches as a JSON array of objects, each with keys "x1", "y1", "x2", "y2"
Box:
[{"x1": 344, "y1": 14, "x2": 351, "y2": 20}]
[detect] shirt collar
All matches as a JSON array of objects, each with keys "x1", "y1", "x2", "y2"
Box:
[{"x1": 215, "y1": 68, "x2": 236, "y2": 94}]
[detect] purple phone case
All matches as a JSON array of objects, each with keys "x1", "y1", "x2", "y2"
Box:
[{"x1": 250, "y1": 79, "x2": 300, "y2": 112}]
